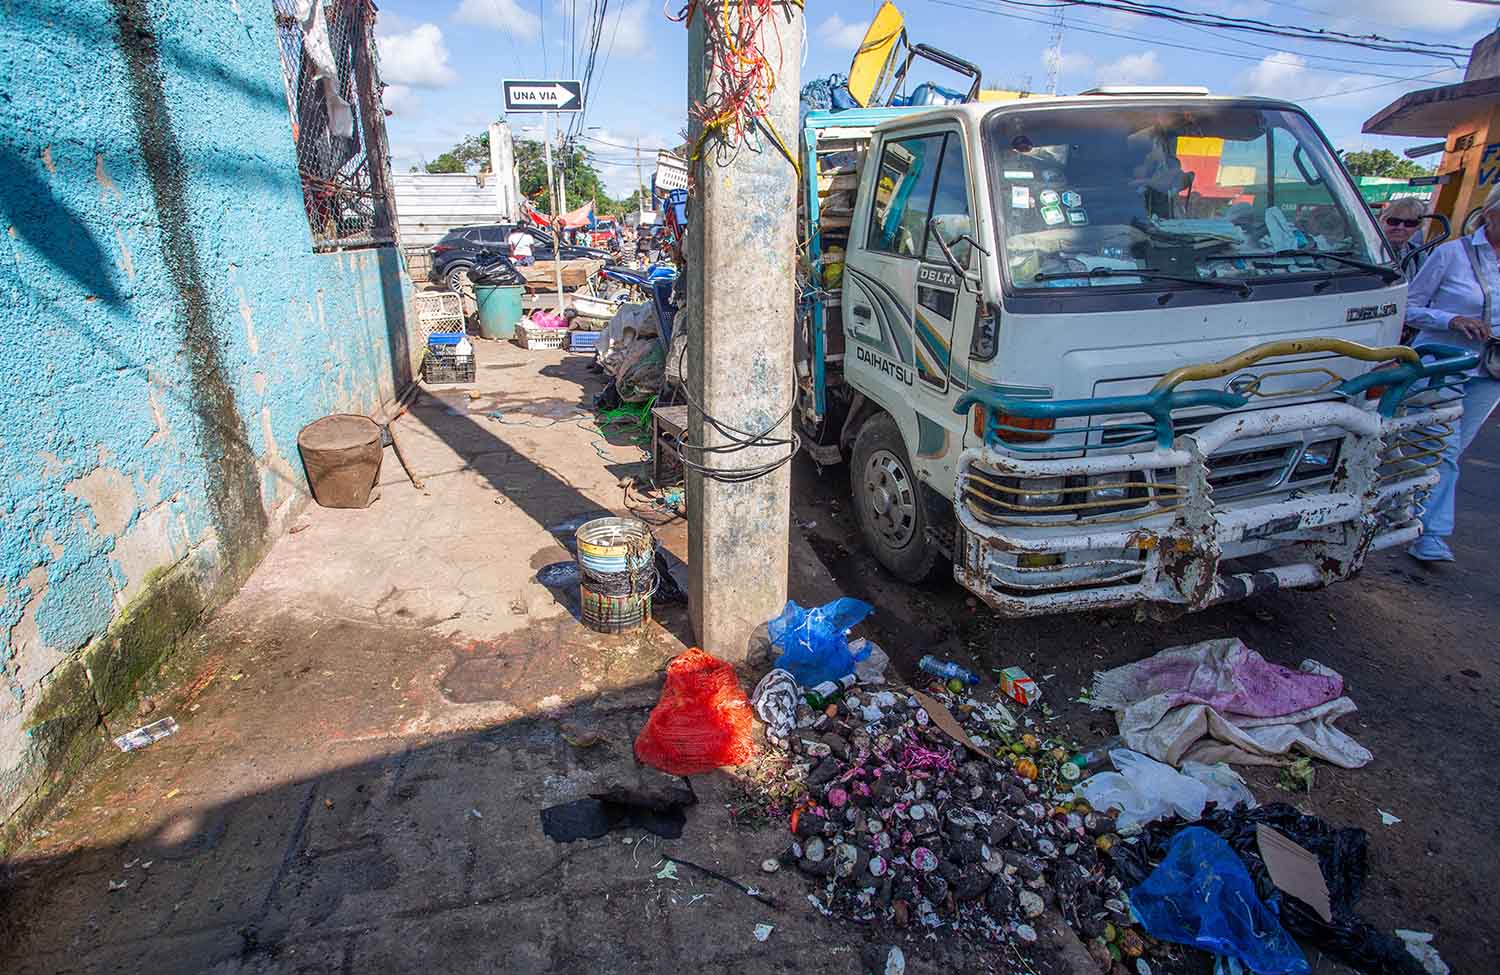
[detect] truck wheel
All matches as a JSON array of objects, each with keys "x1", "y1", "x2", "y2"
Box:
[{"x1": 850, "y1": 413, "x2": 940, "y2": 583}]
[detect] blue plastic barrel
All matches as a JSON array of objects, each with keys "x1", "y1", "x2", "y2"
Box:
[{"x1": 474, "y1": 284, "x2": 524, "y2": 340}]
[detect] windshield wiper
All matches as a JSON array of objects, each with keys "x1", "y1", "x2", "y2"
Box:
[
  {"x1": 1033, "y1": 268, "x2": 1252, "y2": 297},
  {"x1": 1200, "y1": 249, "x2": 1400, "y2": 283}
]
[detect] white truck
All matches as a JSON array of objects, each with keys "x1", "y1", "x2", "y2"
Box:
[{"x1": 796, "y1": 87, "x2": 1473, "y2": 617}]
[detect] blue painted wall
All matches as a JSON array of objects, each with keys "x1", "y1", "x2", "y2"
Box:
[{"x1": 0, "y1": 0, "x2": 412, "y2": 825}]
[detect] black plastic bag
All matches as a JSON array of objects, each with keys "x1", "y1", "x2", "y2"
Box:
[{"x1": 1109, "y1": 803, "x2": 1422, "y2": 975}]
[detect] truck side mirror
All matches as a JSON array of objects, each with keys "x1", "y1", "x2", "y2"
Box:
[
  {"x1": 1404, "y1": 212, "x2": 1451, "y2": 275},
  {"x1": 927, "y1": 217, "x2": 984, "y2": 293}
]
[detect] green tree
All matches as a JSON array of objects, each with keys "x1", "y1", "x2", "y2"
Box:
[
  {"x1": 422, "y1": 131, "x2": 622, "y2": 212},
  {"x1": 424, "y1": 152, "x2": 465, "y2": 174},
  {"x1": 424, "y1": 133, "x2": 491, "y2": 174},
  {"x1": 513, "y1": 139, "x2": 611, "y2": 211},
  {"x1": 1342, "y1": 148, "x2": 1431, "y2": 180}
]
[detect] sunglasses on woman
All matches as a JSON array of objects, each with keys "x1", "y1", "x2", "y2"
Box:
[{"x1": 1384, "y1": 217, "x2": 1421, "y2": 228}]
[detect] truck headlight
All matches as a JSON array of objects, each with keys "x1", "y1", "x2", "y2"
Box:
[
  {"x1": 1086, "y1": 474, "x2": 1129, "y2": 501},
  {"x1": 1292, "y1": 439, "x2": 1341, "y2": 480},
  {"x1": 1015, "y1": 476, "x2": 1065, "y2": 507}
]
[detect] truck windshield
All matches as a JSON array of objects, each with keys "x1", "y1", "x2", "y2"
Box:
[{"x1": 985, "y1": 104, "x2": 1389, "y2": 291}]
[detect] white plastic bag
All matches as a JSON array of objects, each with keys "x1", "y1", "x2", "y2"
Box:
[{"x1": 1075, "y1": 749, "x2": 1253, "y2": 831}]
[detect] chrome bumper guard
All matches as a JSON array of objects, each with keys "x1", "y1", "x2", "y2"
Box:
[{"x1": 950, "y1": 340, "x2": 1475, "y2": 616}]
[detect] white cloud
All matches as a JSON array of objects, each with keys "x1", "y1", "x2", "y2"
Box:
[
  {"x1": 382, "y1": 83, "x2": 420, "y2": 116},
  {"x1": 1234, "y1": 53, "x2": 1463, "y2": 112},
  {"x1": 1331, "y1": 0, "x2": 1490, "y2": 32},
  {"x1": 1095, "y1": 51, "x2": 1162, "y2": 85},
  {"x1": 610, "y1": 2, "x2": 652, "y2": 58},
  {"x1": 455, "y1": 0, "x2": 541, "y2": 40},
  {"x1": 816, "y1": 14, "x2": 869, "y2": 51},
  {"x1": 1243, "y1": 52, "x2": 1307, "y2": 94},
  {"x1": 376, "y1": 23, "x2": 458, "y2": 88}
]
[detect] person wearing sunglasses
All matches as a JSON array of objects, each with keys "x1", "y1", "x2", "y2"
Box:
[
  {"x1": 1383, "y1": 197, "x2": 1428, "y2": 272},
  {"x1": 1402, "y1": 183, "x2": 1500, "y2": 562}
]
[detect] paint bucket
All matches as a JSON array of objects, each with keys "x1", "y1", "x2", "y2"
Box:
[
  {"x1": 297, "y1": 414, "x2": 383, "y2": 509},
  {"x1": 579, "y1": 576, "x2": 653, "y2": 634},
  {"x1": 574, "y1": 517, "x2": 656, "y2": 634},
  {"x1": 575, "y1": 517, "x2": 655, "y2": 578},
  {"x1": 474, "y1": 284, "x2": 524, "y2": 340}
]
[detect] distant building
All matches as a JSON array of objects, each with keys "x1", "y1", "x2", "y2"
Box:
[{"x1": 1364, "y1": 29, "x2": 1500, "y2": 231}]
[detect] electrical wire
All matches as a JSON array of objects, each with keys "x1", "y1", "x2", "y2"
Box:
[
  {"x1": 1043, "y1": 0, "x2": 1470, "y2": 58},
  {"x1": 1294, "y1": 67, "x2": 1458, "y2": 102},
  {"x1": 670, "y1": 0, "x2": 806, "y2": 178},
  {"x1": 928, "y1": 0, "x2": 1464, "y2": 81},
  {"x1": 671, "y1": 338, "x2": 801, "y2": 483}
]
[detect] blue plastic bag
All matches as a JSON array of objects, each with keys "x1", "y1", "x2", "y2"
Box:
[
  {"x1": 765, "y1": 598, "x2": 873, "y2": 688},
  {"x1": 1131, "y1": 827, "x2": 1309, "y2": 975}
]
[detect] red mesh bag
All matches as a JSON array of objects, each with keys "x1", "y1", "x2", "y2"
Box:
[{"x1": 634, "y1": 648, "x2": 757, "y2": 775}]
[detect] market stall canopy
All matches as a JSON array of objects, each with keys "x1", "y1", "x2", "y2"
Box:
[
  {"x1": 1363, "y1": 76, "x2": 1500, "y2": 138},
  {"x1": 521, "y1": 199, "x2": 596, "y2": 229}
]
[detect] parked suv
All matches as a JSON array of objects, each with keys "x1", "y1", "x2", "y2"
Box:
[{"x1": 429, "y1": 224, "x2": 613, "y2": 291}]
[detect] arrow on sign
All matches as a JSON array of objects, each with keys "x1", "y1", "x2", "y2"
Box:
[{"x1": 504, "y1": 82, "x2": 581, "y2": 110}]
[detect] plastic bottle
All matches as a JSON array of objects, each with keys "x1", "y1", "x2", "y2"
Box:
[
  {"x1": 1070, "y1": 736, "x2": 1125, "y2": 775},
  {"x1": 917, "y1": 655, "x2": 979, "y2": 686}
]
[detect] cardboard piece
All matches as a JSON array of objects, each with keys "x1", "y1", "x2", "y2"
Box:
[
  {"x1": 1255, "y1": 824, "x2": 1333, "y2": 923},
  {"x1": 909, "y1": 690, "x2": 1000, "y2": 764}
]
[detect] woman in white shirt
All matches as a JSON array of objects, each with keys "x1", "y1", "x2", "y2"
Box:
[
  {"x1": 1402, "y1": 183, "x2": 1500, "y2": 562},
  {"x1": 506, "y1": 227, "x2": 534, "y2": 265}
]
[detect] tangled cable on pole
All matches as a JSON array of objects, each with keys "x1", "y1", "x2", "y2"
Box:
[{"x1": 668, "y1": 0, "x2": 805, "y2": 177}]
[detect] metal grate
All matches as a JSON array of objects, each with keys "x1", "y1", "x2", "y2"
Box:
[{"x1": 272, "y1": 0, "x2": 395, "y2": 250}]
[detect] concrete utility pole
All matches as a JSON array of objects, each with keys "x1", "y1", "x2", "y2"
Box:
[
  {"x1": 685, "y1": 1, "x2": 803, "y2": 661},
  {"x1": 489, "y1": 120, "x2": 520, "y2": 220},
  {"x1": 636, "y1": 138, "x2": 645, "y2": 219},
  {"x1": 542, "y1": 111, "x2": 565, "y2": 312}
]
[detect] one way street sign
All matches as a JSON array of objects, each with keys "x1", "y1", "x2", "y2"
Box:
[{"x1": 502, "y1": 79, "x2": 584, "y2": 113}]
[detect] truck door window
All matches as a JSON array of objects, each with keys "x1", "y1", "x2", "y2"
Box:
[
  {"x1": 926, "y1": 137, "x2": 973, "y2": 267},
  {"x1": 866, "y1": 134, "x2": 945, "y2": 258}
]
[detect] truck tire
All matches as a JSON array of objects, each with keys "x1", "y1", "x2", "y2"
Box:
[{"x1": 850, "y1": 413, "x2": 941, "y2": 583}]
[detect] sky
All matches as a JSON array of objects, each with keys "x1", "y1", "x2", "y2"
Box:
[{"x1": 372, "y1": 0, "x2": 1499, "y2": 196}]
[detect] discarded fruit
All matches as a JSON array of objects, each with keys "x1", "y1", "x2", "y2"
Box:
[{"x1": 1014, "y1": 758, "x2": 1038, "y2": 780}]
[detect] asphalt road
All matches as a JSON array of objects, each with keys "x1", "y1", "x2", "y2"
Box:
[{"x1": 791, "y1": 413, "x2": 1500, "y2": 975}]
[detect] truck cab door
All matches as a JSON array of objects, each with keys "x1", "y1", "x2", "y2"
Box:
[
  {"x1": 845, "y1": 131, "x2": 947, "y2": 399},
  {"x1": 910, "y1": 132, "x2": 979, "y2": 494},
  {"x1": 844, "y1": 129, "x2": 970, "y2": 485}
]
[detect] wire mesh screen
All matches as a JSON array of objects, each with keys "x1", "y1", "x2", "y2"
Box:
[{"x1": 272, "y1": 0, "x2": 395, "y2": 250}]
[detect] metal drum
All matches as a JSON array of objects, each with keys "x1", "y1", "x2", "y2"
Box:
[{"x1": 574, "y1": 517, "x2": 657, "y2": 634}]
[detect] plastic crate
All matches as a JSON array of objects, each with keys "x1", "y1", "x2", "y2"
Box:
[
  {"x1": 413, "y1": 290, "x2": 465, "y2": 339},
  {"x1": 516, "y1": 322, "x2": 567, "y2": 350},
  {"x1": 422, "y1": 350, "x2": 475, "y2": 384},
  {"x1": 568, "y1": 330, "x2": 601, "y2": 353}
]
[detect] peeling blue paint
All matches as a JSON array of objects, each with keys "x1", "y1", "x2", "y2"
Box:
[{"x1": 0, "y1": 0, "x2": 413, "y2": 818}]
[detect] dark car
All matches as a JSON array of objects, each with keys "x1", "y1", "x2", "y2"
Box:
[{"x1": 429, "y1": 224, "x2": 613, "y2": 291}]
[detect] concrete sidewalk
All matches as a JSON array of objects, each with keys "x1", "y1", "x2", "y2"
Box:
[{"x1": 0, "y1": 342, "x2": 888, "y2": 975}]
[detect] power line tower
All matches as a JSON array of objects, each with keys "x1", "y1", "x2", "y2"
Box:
[{"x1": 1045, "y1": 9, "x2": 1066, "y2": 95}]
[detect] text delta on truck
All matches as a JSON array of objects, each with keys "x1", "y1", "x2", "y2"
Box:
[{"x1": 795, "y1": 87, "x2": 1475, "y2": 617}]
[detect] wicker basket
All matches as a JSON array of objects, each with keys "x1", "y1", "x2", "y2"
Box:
[{"x1": 516, "y1": 322, "x2": 568, "y2": 350}]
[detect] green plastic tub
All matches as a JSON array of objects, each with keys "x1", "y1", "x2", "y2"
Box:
[{"x1": 473, "y1": 284, "x2": 524, "y2": 340}]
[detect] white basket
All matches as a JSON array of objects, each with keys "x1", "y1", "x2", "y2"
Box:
[
  {"x1": 413, "y1": 290, "x2": 466, "y2": 340},
  {"x1": 516, "y1": 322, "x2": 567, "y2": 350}
]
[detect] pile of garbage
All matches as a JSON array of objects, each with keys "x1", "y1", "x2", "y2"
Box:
[{"x1": 748, "y1": 620, "x2": 1176, "y2": 973}]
